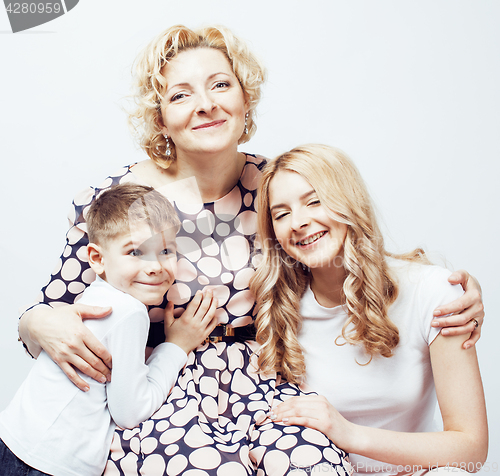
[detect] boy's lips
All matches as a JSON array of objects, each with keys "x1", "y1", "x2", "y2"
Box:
[{"x1": 192, "y1": 120, "x2": 225, "y2": 130}]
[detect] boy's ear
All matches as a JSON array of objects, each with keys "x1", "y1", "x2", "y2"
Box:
[{"x1": 87, "y1": 243, "x2": 105, "y2": 276}]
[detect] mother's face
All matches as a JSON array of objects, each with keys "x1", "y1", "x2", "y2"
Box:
[{"x1": 160, "y1": 48, "x2": 248, "y2": 160}]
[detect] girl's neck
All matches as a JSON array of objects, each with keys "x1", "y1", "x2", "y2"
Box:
[{"x1": 309, "y1": 263, "x2": 347, "y2": 309}]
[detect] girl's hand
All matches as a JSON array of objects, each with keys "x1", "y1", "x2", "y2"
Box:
[
  {"x1": 164, "y1": 290, "x2": 218, "y2": 355},
  {"x1": 269, "y1": 395, "x2": 357, "y2": 452},
  {"x1": 24, "y1": 304, "x2": 112, "y2": 391},
  {"x1": 432, "y1": 270, "x2": 484, "y2": 349}
]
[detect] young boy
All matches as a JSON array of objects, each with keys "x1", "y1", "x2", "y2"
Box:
[{"x1": 0, "y1": 184, "x2": 218, "y2": 476}]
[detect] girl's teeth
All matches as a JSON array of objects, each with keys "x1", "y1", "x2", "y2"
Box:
[{"x1": 299, "y1": 232, "x2": 324, "y2": 245}]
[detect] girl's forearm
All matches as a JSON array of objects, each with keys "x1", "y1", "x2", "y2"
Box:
[{"x1": 347, "y1": 423, "x2": 488, "y2": 472}]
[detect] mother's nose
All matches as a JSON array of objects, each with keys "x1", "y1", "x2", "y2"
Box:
[{"x1": 195, "y1": 91, "x2": 216, "y2": 114}]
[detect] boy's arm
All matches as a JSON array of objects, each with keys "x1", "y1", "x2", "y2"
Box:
[
  {"x1": 105, "y1": 307, "x2": 187, "y2": 429},
  {"x1": 105, "y1": 291, "x2": 217, "y2": 430}
]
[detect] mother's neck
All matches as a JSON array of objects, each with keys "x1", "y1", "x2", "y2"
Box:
[
  {"x1": 174, "y1": 149, "x2": 247, "y2": 203},
  {"x1": 133, "y1": 149, "x2": 247, "y2": 204}
]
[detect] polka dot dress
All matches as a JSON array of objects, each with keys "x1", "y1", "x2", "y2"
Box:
[{"x1": 37, "y1": 154, "x2": 351, "y2": 476}]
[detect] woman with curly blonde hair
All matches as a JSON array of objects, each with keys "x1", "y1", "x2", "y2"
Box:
[{"x1": 251, "y1": 144, "x2": 487, "y2": 475}]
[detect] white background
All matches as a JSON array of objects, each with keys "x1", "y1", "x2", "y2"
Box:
[{"x1": 1, "y1": 0, "x2": 499, "y2": 467}]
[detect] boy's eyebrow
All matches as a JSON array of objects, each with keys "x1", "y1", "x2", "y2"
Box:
[{"x1": 270, "y1": 189, "x2": 316, "y2": 212}]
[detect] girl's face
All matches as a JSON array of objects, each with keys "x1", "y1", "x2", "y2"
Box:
[
  {"x1": 268, "y1": 170, "x2": 348, "y2": 270},
  {"x1": 160, "y1": 48, "x2": 248, "y2": 159}
]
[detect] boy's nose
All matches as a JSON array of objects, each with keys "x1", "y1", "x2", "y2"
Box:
[{"x1": 145, "y1": 258, "x2": 162, "y2": 275}]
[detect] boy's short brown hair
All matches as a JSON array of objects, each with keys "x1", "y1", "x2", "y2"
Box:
[{"x1": 86, "y1": 183, "x2": 180, "y2": 245}]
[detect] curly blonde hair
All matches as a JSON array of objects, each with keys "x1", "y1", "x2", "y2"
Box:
[
  {"x1": 250, "y1": 144, "x2": 429, "y2": 384},
  {"x1": 129, "y1": 25, "x2": 266, "y2": 168}
]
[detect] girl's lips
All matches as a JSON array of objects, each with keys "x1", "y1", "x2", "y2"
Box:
[
  {"x1": 192, "y1": 120, "x2": 225, "y2": 130},
  {"x1": 296, "y1": 231, "x2": 327, "y2": 248}
]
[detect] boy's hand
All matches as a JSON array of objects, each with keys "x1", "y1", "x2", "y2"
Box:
[{"x1": 163, "y1": 290, "x2": 218, "y2": 355}]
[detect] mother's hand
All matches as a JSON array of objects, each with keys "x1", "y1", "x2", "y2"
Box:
[
  {"x1": 21, "y1": 304, "x2": 112, "y2": 391},
  {"x1": 269, "y1": 395, "x2": 356, "y2": 452},
  {"x1": 432, "y1": 270, "x2": 484, "y2": 349}
]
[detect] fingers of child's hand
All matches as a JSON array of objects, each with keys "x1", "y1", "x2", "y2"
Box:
[
  {"x1": 184, "y1": 291, "x2": 203, "y2": 318},
  {"x1": 194, "y1": 290, "x2": 214, "y2": 319},
  {"x1": 164, "y1": 301, "x2": 175, "y2": 326},
  {"x1": 201, "y1": 296, "x2": 218, "y2": 323}
]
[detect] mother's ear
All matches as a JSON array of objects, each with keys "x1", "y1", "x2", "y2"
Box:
[{"x1": 87, "y1": 243, "x2": 105, "y2": 276}]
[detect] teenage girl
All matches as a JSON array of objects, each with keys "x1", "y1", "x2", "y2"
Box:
[{"x1": 251, "y1": 144, "x2": 488, "y2": 475}]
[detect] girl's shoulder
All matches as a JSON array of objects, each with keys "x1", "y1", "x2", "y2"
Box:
[{"x1": 387, "y1": 257, "x2": 463, "y2": 308}]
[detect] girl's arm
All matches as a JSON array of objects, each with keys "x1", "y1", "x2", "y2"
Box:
[
  {"x1": 435, "y1": 270, "x2": 484, "y2": 348},
  {"x1": 271, "y1": 332, "x2": 488, "y2": 470}
]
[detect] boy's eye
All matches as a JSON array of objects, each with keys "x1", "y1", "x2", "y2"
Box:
[
  {"x1": 160, "y1": 248, "x2": 176, "y2": 256},
  {"x1": 129, "y1": 249, "x2": 142, "y2": 257}
]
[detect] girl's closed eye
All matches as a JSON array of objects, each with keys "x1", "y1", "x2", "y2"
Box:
[{"x1": 273, "y1": 211, "x2": 289, "y2": 221}]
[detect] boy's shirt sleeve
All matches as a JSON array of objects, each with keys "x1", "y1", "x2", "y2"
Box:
[{"x1": 104, "y1": 306, "x2": 187, "y2": 429}]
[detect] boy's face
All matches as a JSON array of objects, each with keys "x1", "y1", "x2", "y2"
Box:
[{"x1": 96, "y1": 223, "x2": 177, "y2": 306}]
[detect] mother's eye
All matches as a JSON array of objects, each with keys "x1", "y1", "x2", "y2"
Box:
[{"x1": 170, "y1": 92, "x2": 186, "y2": 102}]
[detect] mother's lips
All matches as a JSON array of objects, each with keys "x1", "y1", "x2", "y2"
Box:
[{"x1": 192, "y1": 120, "x2": 225, "y2": 130}]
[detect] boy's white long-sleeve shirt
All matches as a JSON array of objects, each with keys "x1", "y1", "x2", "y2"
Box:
[{"x1": 0, "y1": 278, "x2": 187, "y2": 476}]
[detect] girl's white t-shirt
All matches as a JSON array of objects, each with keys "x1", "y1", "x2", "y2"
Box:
[{"x1": 299, "y1": 259, "x2": 463, "y2": 476}]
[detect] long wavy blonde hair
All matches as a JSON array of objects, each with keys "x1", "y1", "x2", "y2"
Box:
[
  {"x1": 129, "y1": 25, "x2": 266, "y2": 168},
  {"x1": 250, "y1": 144, "x2": 428, "y2": 384}
]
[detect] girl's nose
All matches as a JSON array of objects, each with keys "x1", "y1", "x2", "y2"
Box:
[{"x1": 290, "y1": 211, "x2": 310, "y2": 231}]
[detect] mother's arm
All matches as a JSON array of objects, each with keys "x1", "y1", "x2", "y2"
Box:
[
  {"x1": 19, "y1": 304, "x2": 112, "y2": 391},
  {"x1": 435, "y1": 270, "x2": 484, "y2": 348},
  {"x1": 271, "y1": 332, "x2": 488, "y2": 470}
]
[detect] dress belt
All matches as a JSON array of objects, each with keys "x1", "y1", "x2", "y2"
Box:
[{"x1": 205, "y1": 323, "x2": 256, "y2": 344}]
